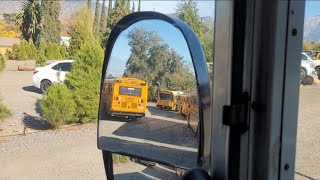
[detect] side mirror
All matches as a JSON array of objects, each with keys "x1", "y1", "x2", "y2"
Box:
[{"x1": 98, "y1": 11, "x2": 211, "y2": 174}]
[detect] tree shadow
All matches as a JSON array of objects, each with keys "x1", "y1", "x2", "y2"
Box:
[
  {"x1": 22, "y1": 86, "x2": 42, "y2": 94},
  {"x1": 295, "y1": 171, "x2": 318, "y2": 180},
  {"x1": 35, "y1": 99, "x2": 42, "y2": 115},
  {"x1": 114, "y1": 162, "x2": 179, "y2": 180},
  {"x1": 22, "y1": 112, "x2": 52, "y2": 130},
  {"x1": 147, "y1": 105, "x2": 185, "y2": 120}
]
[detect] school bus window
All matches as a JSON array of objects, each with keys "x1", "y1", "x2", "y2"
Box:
[
  {"x1": 160, "y1": 93, "x2": 173, "y2": 101},
  {"x1": 119, "y1": 86, "x2": 141, "y2": 96}
]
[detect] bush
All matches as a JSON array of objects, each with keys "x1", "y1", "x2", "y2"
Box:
[
  {"x1": 0, "y1": 53, "x2": 5, "y2": 71},
  {"x1": 40, "y1": 83, "x2": 76, "y2": 129},
  {"x1": 65, "y1": 40, "x2": 104, "y2": 123},
  {"x1": 36, "y1": 41, "x2": 47, "y2": 66},
  {"x1": 112, "y1": 154, "x2": 130, "y2": 164},
  {"x1": 0, "y1": 98, "x2": 12, "y2": 121},
  {"x1": 11, "y1": 40, "x2": 37, "y2": 60},
  {"x1": 45, "y1": 44, "x2": 63, "y2": 60}
]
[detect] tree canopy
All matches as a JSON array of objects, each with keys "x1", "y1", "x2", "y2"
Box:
[{"x1": 123, "y1": 28, "x2": 196, "y2": 99}]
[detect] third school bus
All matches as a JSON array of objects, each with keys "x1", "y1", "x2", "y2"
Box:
[
  {"x1": 102, "y1": 77, "x2": 148, "y2": 118},
  {"x1": 177, "y1": 91, "x2": 199, "y2": 133}
]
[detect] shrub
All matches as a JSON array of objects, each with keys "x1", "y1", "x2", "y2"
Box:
[
  {"x1": 0, "y1": 53, "x2": 5, "y2": 71},
  {"x1": 65, "y1": 40, "x2": 104, "y2": 123},
  {"x1": 112, "y1": 154, "x2": 130, "y2": 164},
  {"x1": 45, "y1": 44, "x2": 63, "y2": 60},
  {"x1": 36, "y1": 41, "x2": 47, "y2": 66},
  {"x1": 40, "y1": 83, "x2": 76, "y2": 129},
  {"x1": 12, "y1": 40, "x2": 37, "y2": 60},
  {"x1": 0, "y1": 98, "x2": 12, "y2": 121}
]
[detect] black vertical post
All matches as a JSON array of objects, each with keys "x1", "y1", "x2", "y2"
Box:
[
  {"x1": 229, "y1": 0, "x2": 247, "y2": 179},
  {"x1": 102, "y1": 151, "x2": 114, "y2": 180}
]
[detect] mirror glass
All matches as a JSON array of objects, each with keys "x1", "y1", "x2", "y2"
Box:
[{"x1": 98, "y1": 20, "x2": 200, "y2": 169}]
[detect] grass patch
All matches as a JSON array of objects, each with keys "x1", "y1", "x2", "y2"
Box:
[
  {"x1": 0, "y1": 99, "x2": 12, "y2": 121},
  {"x1": 112, "y1": 154, "x2": 130, "y2": 164}
]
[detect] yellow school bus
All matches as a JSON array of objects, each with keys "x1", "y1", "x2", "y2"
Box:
[
  {"x1": 177, "y1": 91, "x2": 199, "y2": 133},
  {"x1": 186, "y1": 92, "x2": 199, "y2": 133},
  {"x1": 103, "y1": 77, "x2": 148, "y2": 118},
  {"x1": 156, "y1": 90, "x2": 182, "y2": 111}
]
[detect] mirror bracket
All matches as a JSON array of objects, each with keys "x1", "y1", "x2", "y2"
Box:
[
  {"x1": 222, "y1": 92, "x2": 249, "y2": 134},
  {"x1": 102, "y1": 151, "x2": 114, "y2": 180}
]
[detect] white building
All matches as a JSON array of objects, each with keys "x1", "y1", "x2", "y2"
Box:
[{"x1": 60, "y1": 36, "x2": 71, "y2": 47}]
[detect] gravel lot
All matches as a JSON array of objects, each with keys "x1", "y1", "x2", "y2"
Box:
[{"x1": 0, "y1": 60, "x2": 319, "y2": 179}]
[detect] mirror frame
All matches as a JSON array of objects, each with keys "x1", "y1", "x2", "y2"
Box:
[{"x1": 98, "y1": 11, "x2": 211, "y2": 169}]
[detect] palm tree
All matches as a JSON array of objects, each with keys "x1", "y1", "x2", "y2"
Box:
[{"x1": 16, "y1": 0, "x2": 42, "y2": 45}]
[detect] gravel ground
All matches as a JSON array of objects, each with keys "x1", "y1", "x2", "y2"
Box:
[{"x1": 1, "y1": 60, "x2": 320, "y2": 179}]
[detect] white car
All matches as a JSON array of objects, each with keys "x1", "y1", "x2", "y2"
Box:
[
  {"x1": 32, "y1": 60, "x2": 74, "y2": 92},
  {"x1": 301, "y1": 53, "x2": 316, "y2": 85}
]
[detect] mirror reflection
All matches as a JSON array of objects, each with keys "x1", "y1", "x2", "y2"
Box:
[{"x1": 98, "y1": 20, "x2": 200, "y2": 169}]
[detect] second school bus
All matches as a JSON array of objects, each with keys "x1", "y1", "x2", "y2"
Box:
[
  {"x1": 156, "y1": 90, "x2": 183, "y2": 111},
  {"x1": 102, "y1": 77, "x2": 148, "y2": 118}
]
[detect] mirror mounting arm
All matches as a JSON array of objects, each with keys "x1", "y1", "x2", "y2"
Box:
[{"x1": 102, "y1": 151, "x2": 114, "y2": 180}]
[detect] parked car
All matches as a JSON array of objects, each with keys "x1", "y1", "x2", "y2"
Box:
[
  {"x1": 32, "y1": 60, "x2": 74, "y2": 92},
  {"x1": 301, "y1": 53, "x2": 316, "y2": 85}
]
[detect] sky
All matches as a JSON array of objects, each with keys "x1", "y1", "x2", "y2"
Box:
[
  {"x1": 106, "y1": 20, "x2": 193, "y2": 76},
  {"x1": 305, "y1": 1, "x2": 320, "y2": 17},
  {"x1": 104, "y1": 0, "x2": 215, "y2": 17}
]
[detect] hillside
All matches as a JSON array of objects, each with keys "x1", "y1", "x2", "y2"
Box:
[{"x1": 304, "y1": 15, "x2": 320, "y2": 42}]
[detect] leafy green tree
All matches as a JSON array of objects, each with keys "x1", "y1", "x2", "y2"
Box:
[
  {"x1": 40, "y1": 83, "x2": 76, "y2": 129},
  {"x1": 65, "y1": 40, "x2": 104, "y2": 123},
  {"x1": 103, "y1": 0, "x2": 130, "y2": 45},
  {"x1": 69, "y1": 7, "x2": 93, "y2": 57},
  {"x1": 100, "y1": 0, "x2": 107, "y2": 34},
  {"x1": 16, "y1": 0, "x2": 42, "y2": 45},
  {"x1": 93, "y1": 0, "x2": 100, "y2": 37},
  {"x1": 123, "y1": 28, "x2": 196, "y2": 99},
  {"x1": 203, "y1": 25, "x2": 214, "y2": 62},
  {"x1": 40, "y1": 0, "x2": 61, "y2": 44},
  {"x1": 176, "y1": 0, "x2": 213, "y2": 62}
]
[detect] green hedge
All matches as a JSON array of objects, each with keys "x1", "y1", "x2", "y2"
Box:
[
  {"x1": 0, "y1": 54, "x2": 5, "y2": 71},
  {"x1": 10, "y1": 40, "x2": 69, "y2": 65}
]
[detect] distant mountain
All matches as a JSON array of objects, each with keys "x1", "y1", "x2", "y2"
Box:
[
  {"x1": 0, "y1": 1, "x2": 104, "y2": 21},
  {"x1": 304, "y1": 15, "x2": 320, "y2": 42}
]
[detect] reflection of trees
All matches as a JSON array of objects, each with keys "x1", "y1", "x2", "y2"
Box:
[{"x1": 123, "y1": 28, "x2": 196, "y2": 99}]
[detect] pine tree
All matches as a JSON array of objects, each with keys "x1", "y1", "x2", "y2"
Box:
[
  {"x1": 131, "y1": 2, "x2": 135, "y2": 13},
  {"x1": 138, "y1": 0, "x2": 141, "y2": 12},
  {"x1": 103, "y1": 0, "x2": 130, "y2": 45},
  {"x1": 40, "y1": 0, "x2": 61, "y2": 44},
  {"x1": 126, "y1": 0, "x2": 130, "y2": 12},
  {"x1": 99, "y1": 0, "x2": 107, "y2": 34},
  {"x1": 93, "y1": 0, "x2": 100, "y2": 37},
  {"x1": 87, "y1": 0, "x2": 91, "y2": 9},
  {"x1": 108, "y1": 0, "x2": 112, "y2": 16},
  {"x1": 69, "y1": 7, "x2": 94, "y2": 56}
]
